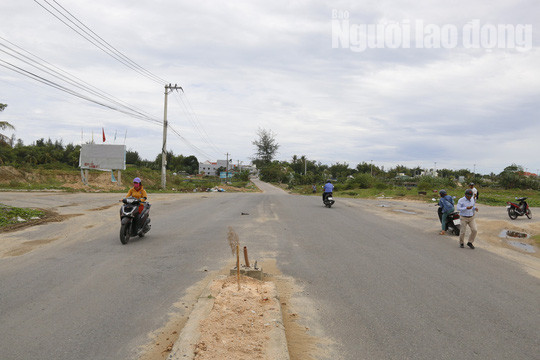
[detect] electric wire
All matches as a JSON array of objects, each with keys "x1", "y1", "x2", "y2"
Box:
[
  {"x1": 34, "y1": 0, "x2": 167, "y2": 85},
  {"x1": 7, "y1": 1, "x2": 222, "y2": 161},
  {"x1": 168, "y1": 124, "x2": 216, "y2": 160},
  {"x1": 0, "y1": 59, "x2": 161, "y2": 124},
  {"x1": 171, "y1": 91, "x2": 222, "y2": 155},
  {"x1": 2, "y1": 51, "x2": 217, "y2": 160},
  {"x1": 33, "y1": 0, "x2": 222, "y2": 159},
  {"x1": 0, "y1": 38, "x2": 161, "y2": 124}
]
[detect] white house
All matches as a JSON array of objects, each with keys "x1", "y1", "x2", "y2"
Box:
[{"x1": 199, "y1": 160, "x2": 257, "y2": 176}]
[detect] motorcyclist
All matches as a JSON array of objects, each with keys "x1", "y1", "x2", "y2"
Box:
[
  {"x1": 126, "y1": 177, "x2": 147, "y2": 201},
  {"x1": 322, "y1": 180, "x2": 334, "y2": 203},
  {"x1": 126, "y1": 177, "x2": 149, "y2": 228},
  {"x1": 438, "y1": 189, "x2": 455, "y2": 235}
]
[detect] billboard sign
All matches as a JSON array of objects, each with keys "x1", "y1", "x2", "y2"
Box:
[{"x1": 79, "y1": 144, "x2": 126, "y2": 170}]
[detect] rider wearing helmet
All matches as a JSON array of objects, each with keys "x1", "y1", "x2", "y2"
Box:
[
  {"x1": 322, "y1": 180, "x2": 334, "y2": 202},
  {"x1": 438, "y1": 189, "x2": 455, "y2": 235},
  {"x1": 127, "y1": 177, "x2": 148, "y2": 202}
]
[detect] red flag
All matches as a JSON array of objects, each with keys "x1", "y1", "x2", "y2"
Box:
[{"x1": 102, "y1": 128, "x2": 106, "y2": 142}]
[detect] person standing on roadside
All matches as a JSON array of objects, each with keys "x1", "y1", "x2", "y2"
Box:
[
  {"x1": 438, "y1": 189, "x2": 455, "y2": 235},
  {"x1": 469, "y1": 182, "x2": 478, "y2": 200},
  {"x1": 456, "y1": 189, "x2": 478, "y2": 249}
]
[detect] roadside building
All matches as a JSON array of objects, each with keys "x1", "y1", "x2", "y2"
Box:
[{"x1": 199, "y1": 160, "x2": 257, "y2": 176}]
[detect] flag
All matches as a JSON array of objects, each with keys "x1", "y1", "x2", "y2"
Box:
[{"x1": 102, "y1": 127, "x2": 106, "y2": 142}]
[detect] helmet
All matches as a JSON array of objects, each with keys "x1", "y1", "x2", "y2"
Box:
[
  {"x1": 469, "y1": 182, "x2": 475, "y2": 186},
  {"x1": 465, "y1": 189, "x2": 473, "y2": 196},
  {"x1": 133, "y1": 177, "x2": 141, "y2": 184},
  {"x1": 439, "y1": 189, "x2": 447, "y2": 196}
]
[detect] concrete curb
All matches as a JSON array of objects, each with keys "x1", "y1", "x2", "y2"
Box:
[{"x1": 167, "y1": 275, "x2": 290, "y2": 360}]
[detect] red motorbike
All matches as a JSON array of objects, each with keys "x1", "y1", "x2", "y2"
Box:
[{"x1": 506, "y1": 197, "x2": 532, "y2": 220}]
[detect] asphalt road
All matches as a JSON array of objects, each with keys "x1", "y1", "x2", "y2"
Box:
[{"x1": 0, "y1": 183, "x2": 539, "y2": 360}]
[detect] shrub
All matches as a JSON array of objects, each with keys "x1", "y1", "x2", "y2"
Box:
[
  {"x1": 351, "y1": 173, "x2": 373, "y2": 189},
  {"x1": 374, "y1": 181, "x2": 389, "y2": 190}
]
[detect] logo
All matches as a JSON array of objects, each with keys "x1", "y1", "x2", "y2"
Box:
[{"x1": 331, "y1": 10, "x2": 533, "y2": 52}]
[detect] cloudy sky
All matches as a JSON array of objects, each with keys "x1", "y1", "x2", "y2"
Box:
[{"x1": 1, "y1": 0, "x2": 539, "y2": 175}]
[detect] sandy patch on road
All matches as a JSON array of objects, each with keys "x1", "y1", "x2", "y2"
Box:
[
  {"x1": 138, "y1": 259, "x2": 333, "y2": 360},
  {"x1": 3, "y1": 237, "x2": 61, "y2": 257},
  {"x1": 193, "y1": 275, "x2": 277, "y2": 359}
]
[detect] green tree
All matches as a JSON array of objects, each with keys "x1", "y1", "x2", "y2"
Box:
[
  {"x1": 0, "y1": 103, "x2": 15, "y2": 146},
  {"x1": 259, "y1": 162, "x2": 289, "y2": 183},
  {"x1": 182, "y1": 155, "x2": 199, "y2": 174},
  {"x1": 329, "y1": 162, "x2": 353, "y2": 179},
  {"x1": 252, "y1": 128, "x2": 279, "y2": 166},
  {"x1": 126, "y1": 150, "x2": 141, "y2": 164}
]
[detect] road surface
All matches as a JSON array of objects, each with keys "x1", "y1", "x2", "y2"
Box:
[{"x1": 0, "y1": 182, "x2": 538, "y2": 359}]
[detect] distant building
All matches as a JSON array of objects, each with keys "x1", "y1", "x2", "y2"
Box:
[
  {"x1": 199, "y1": 160, "x2": 230, "y2": 176},
  {"x1": 421, "y1": 169, "x2": 438, "y2": 177},
  {"x1": 199, "y1": 160, "x2": 257, "y2": 176}
]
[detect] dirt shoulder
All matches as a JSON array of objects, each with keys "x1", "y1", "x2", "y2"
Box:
[{"x1": 340, "y1": 197, "x2": 540, "y2": 278}]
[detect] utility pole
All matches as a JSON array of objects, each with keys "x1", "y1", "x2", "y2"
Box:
[
  {"x1": 161, "y1": 83, "x2": 183, "y2": 189},
  {"x1": 225, "y1": 153, "x2": 230, "y2": 183}
]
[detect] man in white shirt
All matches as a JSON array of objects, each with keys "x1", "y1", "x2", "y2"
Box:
[
  {"x1": 456, "y1": 189, "x2": 479, "y2": 249},
  {"x1": 469, "y1": 183, "x2": 478, "y2": 200}
]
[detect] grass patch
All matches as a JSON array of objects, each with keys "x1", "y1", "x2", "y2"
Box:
[
  {"x1": 285, "y1": 184, "x2": 540, "y2": 207},
  {"x1": 531, "y1": 234, "x2": 540, "y2": 246},
  {"x1": 0, "y1": 167, "x2": 255, "y2": 193},
  {"x1": 0, "y1": 203, "x2": 45, "y2": 227}
]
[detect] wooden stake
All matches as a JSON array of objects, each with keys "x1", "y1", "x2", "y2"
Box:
[
  {"x1": 243, "y1": 246, "x2": 250, "y2": 267},
  {"x1": 236, "y1": 244, "x2": 240, "y2": 290}
]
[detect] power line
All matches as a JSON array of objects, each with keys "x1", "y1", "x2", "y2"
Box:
[
  {"x1": 6, "y1": 2, "x2": 223, "y2": 160},
  {"x1": 1, "y1": 40, "x2": 216, "y2": 159},
  {"x1": 0, "y1": 59, "x2": 161, "y2": 124},
  {"x1": 171, "y1": 91, "x2": 222, "y2": 156},
  {"x1": 168, "y1": 124, "x2": 216, "y2": 160},
  {"x1": 0, "y1": 37, "x2": 161, "y2": 124},
  {"x1": 34, "y1": 0, "x2": 167, "y2": 85}
]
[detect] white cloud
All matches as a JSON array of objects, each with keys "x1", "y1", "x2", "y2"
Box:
[{"x1": 1, "y1": 0, "x2": 539, "y2": 174}]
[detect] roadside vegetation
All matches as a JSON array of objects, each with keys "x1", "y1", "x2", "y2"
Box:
[
  {"x1": 251, "y1": 130, "x2": 540, "y2": 207},
  {"x1": 0, "y1": 203, "x2": 44, "y2": 227},
  {"x1": 0, "y1": 136, "x2": 255, "y2": 192}
]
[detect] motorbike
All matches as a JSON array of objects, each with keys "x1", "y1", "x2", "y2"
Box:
[
  {"x1": 506, "y1": 197, "x2": 532, "y2": 220},
  {"x1": 119, "y1": 197, "x2": 151, "y2": 244},
  {"x1": 323, "y1": 192, "x2": 335, "y2": 208},
  {"x1": 437, "y1": 205, "x2": 461, "y2": 236}
]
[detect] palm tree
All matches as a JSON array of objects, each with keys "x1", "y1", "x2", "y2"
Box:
[{"x1": 0, "y1": 103, "x2": 15, "y2": 145}]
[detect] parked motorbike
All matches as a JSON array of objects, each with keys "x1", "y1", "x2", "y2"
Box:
[
  {"x1": 323, "y1": 193, "x2": 335, "y2": 208},
  {"x1": 436, "y1": 205, "x2": 461, "y2": 236},
  {"x1": 506, "y1": 197, "x2": 532, "y2": 220},
  {"x1": 119, "y1": 197, "x2": 151, "y2": 244}
]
